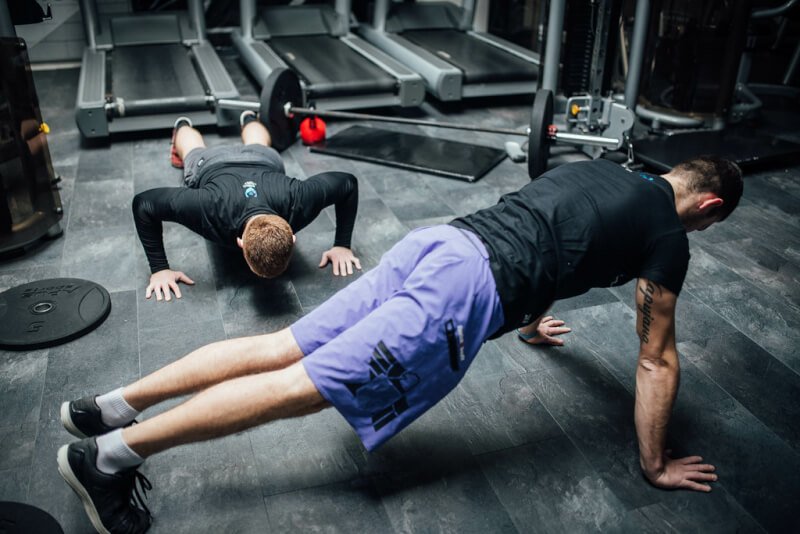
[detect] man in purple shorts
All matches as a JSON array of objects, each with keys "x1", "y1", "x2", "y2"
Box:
[
  {"x1": 133, "y1": 111, "x2": 361, "y2": 303},
  {"x1": 57, "y1": 155, "x2": 742, "y2": 533}
]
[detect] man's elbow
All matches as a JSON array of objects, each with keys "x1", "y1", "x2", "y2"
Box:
[
  {"x1": 344, "y1": 172, "x2": 358, "y2": 194},
  {"x1": 132, "y1": 192, "x2": 146, "y2": 217},
  {"x1": 638, "y1": 351, "x2": 679, "y2": 375},
  {"x1": 132, "y1": 189, "x2": 154, "y2": 210},
  {"x1": 132, "y1": 191, "x2": 159, "y2": 225}
]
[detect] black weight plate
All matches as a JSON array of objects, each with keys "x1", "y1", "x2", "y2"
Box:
[
  {"x1": 0, "y1": 278, "x2": 111, "y2": 350},
  {"x1": 528, "y1": 89, "x2": 554, "y2": 179},
  {"x1": 0, "y1": 502, "x2": 64, "y2": 533},
  {"x1": 259, "y1": 68, "x2": 303, "y2": 152}
]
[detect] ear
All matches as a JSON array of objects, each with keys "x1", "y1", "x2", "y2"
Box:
[
  {"x1": 698, "y1": 196, "x2": 724, "y2": 213},
  {"x1": 236, "y1": 237, "x2": 244, "y2": 249}
]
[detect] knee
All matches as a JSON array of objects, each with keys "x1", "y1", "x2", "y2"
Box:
[
  {"x1": 249, "y1": 328, "x2": 303, "y2": 362},
  {"x1": 277, "y1": 363, "x2": 328, "y2": 412},
  {"x1": 242, "y1": 121, "x2": 270, "y2": 145}
]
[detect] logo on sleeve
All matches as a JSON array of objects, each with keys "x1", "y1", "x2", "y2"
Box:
[
  {"x1": 242, "y1": 181, "x2": 258, "y2": 198},
  {"x1": 639, "y1": 172, "x2": 655, "y2": 182}
]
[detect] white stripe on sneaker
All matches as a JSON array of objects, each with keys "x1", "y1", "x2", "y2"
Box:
[{"x1": 60, "y1": 402, "x2": 87, "y2": 439}]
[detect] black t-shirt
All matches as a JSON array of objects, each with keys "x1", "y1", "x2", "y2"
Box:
[
  {"x1": 451, "y1": 159, "x2": 689, "y2": 335},
  {"x1": 133, "y1": 166, "x2": 358, "y2": 273}
]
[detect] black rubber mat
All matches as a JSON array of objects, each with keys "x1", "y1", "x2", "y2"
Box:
[
  {"x1": 0, "y1": 502, "x2": 63, "y2": 533},
  {"x1": 310, "y1": 125, "x2": 506, "y2": 182},
  {"x1": 635, "y1": 128, "x2": 800, "y2": 173},
  {"x1": 0, "y1": 278, "x2": 111, "y2": 350}
]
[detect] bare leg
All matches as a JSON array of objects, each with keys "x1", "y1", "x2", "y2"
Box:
[
  {"x1": 175, "y1": 125, "x2": 206, "y2": 160},
  {"x1": 123, "y1": 361, "x2": 327, "y2": 457},
  {"x1": 241, "y1": 120, "x2": 271, "y2": 146},
  {"x1": 122, "y1": 328, "x2": 303, "y2": 412}
]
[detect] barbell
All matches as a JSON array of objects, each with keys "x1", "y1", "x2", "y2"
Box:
[{"x1": 217, "y1": 68, "x2": 623, "y2": 179}]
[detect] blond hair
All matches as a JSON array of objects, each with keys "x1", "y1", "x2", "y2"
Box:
[{"x1": 242, "y1": 215, "x2": 294, "y2": 278}]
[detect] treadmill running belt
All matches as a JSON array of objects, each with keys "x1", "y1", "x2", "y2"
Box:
[
  {"x1": 401, "y1": 29, "x2": 537, "y2": 84},
  {"x1": 112, "y1": 44, "x2": 205, "y2": 101},
  {"x1": 270, "y1": 35, "x2": 397, "y2": 98},
  {"x1": 310, "y1": 125, "x2": 506, "y2": 182}
]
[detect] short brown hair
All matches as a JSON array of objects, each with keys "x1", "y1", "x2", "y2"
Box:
[
  {"x1": 242, "y1": 215, "x2": 294, "y2": 278},
  {"x1": 673, "y1": 155, "x2": 744, "y2": 221}
]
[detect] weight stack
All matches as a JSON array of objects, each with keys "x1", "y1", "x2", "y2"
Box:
[
  {"x1": 561, "y1": 0, "x2": 596, "y2": 96},
  {"x1": 561, "y1": 0, "x2": 622, "y2": 97}
]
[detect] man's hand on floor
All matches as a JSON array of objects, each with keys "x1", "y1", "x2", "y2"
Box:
[
  {"x1": 645, "y1": 452, "x2": 718, "y2": 492},
  {"x1": 519, "y1": 316, "x2": 572, "y2": 346},
  {"x1": 319, "y1": 247, "x2": 362, "y2": 277},
  {"x1": 146, "y1": 269, "x2": 195, "y2": 301}
]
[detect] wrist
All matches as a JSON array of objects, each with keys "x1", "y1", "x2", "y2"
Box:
[{"x1": 640, "y1": 457, "x2": 665, "y2": 480}]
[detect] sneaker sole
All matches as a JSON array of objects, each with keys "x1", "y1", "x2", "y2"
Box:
[
  {"x1": 57, "y1": 444, "x2": 112, "y2": 534},
  {"x1": 60, "y1": 402, "x2": 88, "y2": 439}
]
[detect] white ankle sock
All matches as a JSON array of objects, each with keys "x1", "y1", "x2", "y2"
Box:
[
  {"x1": 95, "y1": 429, "x2": 144, "y2": 475},
  {"x1": 96, "y1": 387, "x2": 140, "y2": 427}
]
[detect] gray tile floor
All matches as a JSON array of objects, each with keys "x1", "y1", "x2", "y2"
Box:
[{"x1": 1, "y1": 63, "x2": 799, "y2": 533}]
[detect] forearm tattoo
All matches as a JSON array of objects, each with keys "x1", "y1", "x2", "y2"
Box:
[{"x1": 637, "y1": 281, "x2": 662, "y2": 344}]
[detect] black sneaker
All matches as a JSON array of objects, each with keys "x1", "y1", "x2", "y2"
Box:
[
  {"x1": 239, "y1": 109, "x2": 258, "y2": 129},
  {"x1": 61, "y1": 396, "x2": 118, "y2": 439},
  {"x1": 170, "y1": 116, "x2": 193, "y2": 168},
  {"x1": 57, "y1": 438, "x2": 152, "y2": 534}
]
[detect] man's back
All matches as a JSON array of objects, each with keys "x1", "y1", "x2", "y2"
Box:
[{"x1": 452, "y1": 159, "x2": 690, "y2": 332}]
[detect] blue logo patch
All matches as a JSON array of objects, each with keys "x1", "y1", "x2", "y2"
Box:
[
  {"x1": 639, "y1": 172, "x2": 655, "y2": 182},
  {"x1": 242, "y1": 180, "x2": 258, "y2": 198}
]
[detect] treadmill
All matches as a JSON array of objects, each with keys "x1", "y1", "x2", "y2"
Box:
[
  {"x1": 359, "y1": 0, "x2": 540, "y2": 101},
  {"x1": 75, "y1": 0, "x2": 239, "y2": 139},
  {"x1": 232, "y1": 0, "x2": 425, "y2": 110}
]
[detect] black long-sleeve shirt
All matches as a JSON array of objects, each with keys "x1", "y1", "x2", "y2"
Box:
[{"x1": 133, "y1": 167, "x2": 358, "y2": 273}]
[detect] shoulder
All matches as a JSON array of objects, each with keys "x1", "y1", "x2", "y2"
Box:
[
  {"x1": 133, "y1": 186, "x2": 185, "y2": 206},
  {"x1": 649, "y1": 229, "x2": 689, "y2": 255},
  {"x1": 306, "y1": 171, "x2": 358, "y2": 183},
  {"x1": 640, "y1": 230, "x2": 690, "y2": 288}
]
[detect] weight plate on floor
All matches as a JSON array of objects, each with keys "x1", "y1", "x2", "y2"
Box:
[
  {"x1": 260, "y1": 67, "x2": 303, "y2": 152},
  {"x1": 528, "y1": 89, "x2": 554, "y2": 179},
  {"x1": 0, "y1": 502, "x2": 64, "y2": 533},
  {"x1": 0, "y1": 278, "x2": 111, "y2": 350}
]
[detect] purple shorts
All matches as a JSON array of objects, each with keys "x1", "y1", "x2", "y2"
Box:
[{"x1": 291, "y1": 225, "x2": 504, "y2": 451}]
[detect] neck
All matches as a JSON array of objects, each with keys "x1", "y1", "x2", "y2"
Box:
[{"x1": 661, "y1": 173, "x2": 693, "y2": 224}]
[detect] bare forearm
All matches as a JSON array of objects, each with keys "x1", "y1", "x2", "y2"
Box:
[{"x1": 634, "y1": 351, "x2": 679, "y2": 477}]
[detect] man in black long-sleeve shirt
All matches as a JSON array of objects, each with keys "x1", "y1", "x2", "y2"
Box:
[{"x1": 133, "y1": 113, "x2": 360, "y2": 301}]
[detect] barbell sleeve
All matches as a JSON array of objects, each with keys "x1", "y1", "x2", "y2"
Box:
[
  {"x1": 217, "y1": 98, "x2": 260, "y2": 111},
  {"x1": 553, "y1": 131, "x2": 621, "y2": 149}
]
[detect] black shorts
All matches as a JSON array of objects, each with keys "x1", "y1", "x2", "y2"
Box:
[{"x1": 182, "y1": 144, "x2": 285, "y2": 187}]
